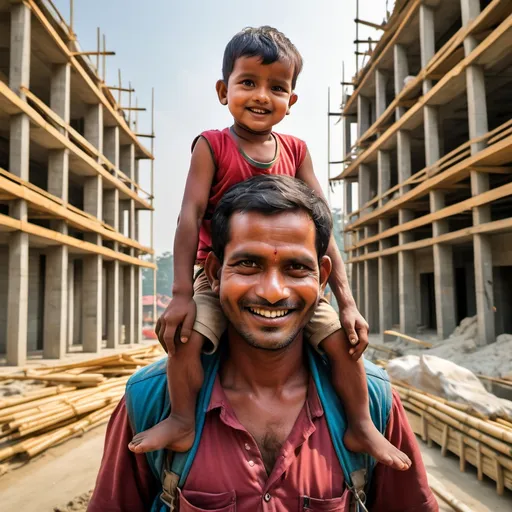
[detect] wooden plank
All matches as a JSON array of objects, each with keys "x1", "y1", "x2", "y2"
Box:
[
  {"x1": 0, "y1": 81, "x2": 152, "y2": 210},
  {"x1": 26, "y1": 0, "x2": 153, "y2": 161},
  {"x1": 0, "y1": 213, "x2": 155, "y2": 269},
  {"x1": 347, "y1": 216, "x2": 512, "y2": 263},
  {"x1": 347, "y1": 180, "x2": 512, "y2": 251},
  {"x1": 335, "y1": 15, "x2": 512, "y2": 181},
  {"x1": 0, "y1": 170, "x2": 153, "y2": 254}
]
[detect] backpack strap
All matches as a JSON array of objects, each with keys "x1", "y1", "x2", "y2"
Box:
[{"x1": 307, "y1": 346, "x2": 392, "y2": 511}]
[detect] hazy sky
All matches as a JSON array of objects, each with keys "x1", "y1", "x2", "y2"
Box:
[{"x1": 54, "y1": 0, "x2": 386, "y2": 254}]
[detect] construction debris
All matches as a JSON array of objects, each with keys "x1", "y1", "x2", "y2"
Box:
[{"x1": 0, "y1": 344, "x2": 163, "y2": 469}]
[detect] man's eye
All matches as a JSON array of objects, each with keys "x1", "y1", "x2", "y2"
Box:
[
  {"x1": 289, "y1": 263, "x2": 308, "y2": 271},
  {"x1": 239, "y1": 260, "x2": 258, "y2": 268}
]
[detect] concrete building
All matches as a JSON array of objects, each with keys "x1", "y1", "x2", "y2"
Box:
[
  {"x1": 0, "y1": 0, "x2": 155, "y2": 365},
  {"x1": 333, "y1": 0, "x2": 512, "y2": 344}
]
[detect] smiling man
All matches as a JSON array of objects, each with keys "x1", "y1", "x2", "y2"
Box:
[{"x1": 89, "y1": 176, "x2": 438, "y2": 512}]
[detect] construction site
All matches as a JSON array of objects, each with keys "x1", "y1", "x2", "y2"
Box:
[
  {"x1": 0, "y1": 0, "x2": 156, "y2": 367},
  {"x1": 0, "y1": 0, "x2": 511, "y2": 511}
]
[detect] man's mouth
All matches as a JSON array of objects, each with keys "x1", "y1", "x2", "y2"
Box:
[
  {"x1": 247, "y1": 107, "x2": 271, "y2": 115},
  {"x1": 248, "y1": 307, "x2": 291, "y2": 318}
]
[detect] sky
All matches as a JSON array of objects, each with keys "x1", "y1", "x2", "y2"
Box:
[{"x1": 53, "y1": 0, "x2": 388, "y2": 254}]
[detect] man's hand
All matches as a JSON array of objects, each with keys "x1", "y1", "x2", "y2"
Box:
[
  {"x1": 339, "y1": 303, "x2": 369, "y2": 360},
  {"x1": 155, "y1": 293, "x2": 196, "y2": 356}
]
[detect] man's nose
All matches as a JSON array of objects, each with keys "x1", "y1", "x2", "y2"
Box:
[{"x1": 255, "y1": 269, "x2": 291, "y2": 304}]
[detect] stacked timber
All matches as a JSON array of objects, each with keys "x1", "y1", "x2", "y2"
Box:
[
  {"x1": 0, "y1": 344, "x2": 163, "y2": 468},
  {"x1": 394, "y1": 380, "x2": 512, "y2": 495}
]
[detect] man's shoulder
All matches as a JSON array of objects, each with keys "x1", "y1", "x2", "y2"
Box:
[{"x1": 127, "y1": 357, "x2": 167, "y2": 387}]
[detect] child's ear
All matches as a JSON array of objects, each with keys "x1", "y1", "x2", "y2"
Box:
[
  {"x1": 286, "y1": 93, "x2": 298, "y2": 115},
  {"x1": 216, "y1": 80, "x2": 228, "y2": 106},
  {"x1": 205, "y1": 251, "x2": 222, "y2": 294}
]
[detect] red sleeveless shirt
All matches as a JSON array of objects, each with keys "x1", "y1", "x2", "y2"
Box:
[{"x1": 196, "y1": 127, "x2": 307, "y2": 261}]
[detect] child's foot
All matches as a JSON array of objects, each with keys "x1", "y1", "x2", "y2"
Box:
[
  {"x1": 344, "y1": 420, "x2": 412, "y2": 471},
  {"x1": 128, "y1": 415, "x2": 195, "y2": 454}
]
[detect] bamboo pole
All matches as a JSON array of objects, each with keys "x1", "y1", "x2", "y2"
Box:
[
  {"x1": 383, "y1": 330, "x2": 433, "y2": 348},
  {"x1": 428, "y1": 474, "x2": 475, "y2": 512}
]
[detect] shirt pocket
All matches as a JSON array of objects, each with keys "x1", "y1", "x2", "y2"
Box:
[
  {"x1": 178, "y1": 488, "x2": 236, "y2": 512},
  {"x1": 301, "y1": 492, "x2": 350, "y2": 511}
]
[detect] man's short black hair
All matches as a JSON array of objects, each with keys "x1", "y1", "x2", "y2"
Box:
[
  {"x1": 211, "y1": 175, "x2": 332, "y2": 262},
  {"x1": 222, "y1": 26, "x2": 303, "y2": 89}
]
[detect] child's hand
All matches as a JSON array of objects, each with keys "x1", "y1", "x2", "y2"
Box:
[
  {"x1": 155, "y1": 294, "x2": 197, "y2": 356},
  {"x1": 339, "y1": 304, "x2": 369, "y2": 360}
]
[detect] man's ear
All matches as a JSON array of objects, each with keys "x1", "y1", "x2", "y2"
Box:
[
  {"x1": 286, "y1": 92, "x2": 298, "y2": 115},
  {"x1": 205, "y1": 251, "x2": 222, "y2": 294},
  {"x1": 216, "y1": 80, "x2": 228, "y2": 106},
  {"x1": 319, "y1": 255, "x2": 332, "y2": 292}
]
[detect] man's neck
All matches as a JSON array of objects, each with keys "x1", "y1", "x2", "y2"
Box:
[{"x1": 220, "y1": 326, "x2": 308, "y2": 394}]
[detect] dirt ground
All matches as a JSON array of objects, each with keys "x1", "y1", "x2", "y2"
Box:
[{"x1": 1, "y1": 421, "x2": 511, "y2": 512}]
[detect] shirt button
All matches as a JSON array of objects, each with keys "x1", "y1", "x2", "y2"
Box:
[
  {"x1": 248, "y1": 460, "x2": 255, "y2": 467},
  {"x1": 264, "y1": 493, "x2": 271, "y2": 502},
  {"x1": 245, "y1": 443, "x2": 250, "y2": 451}
]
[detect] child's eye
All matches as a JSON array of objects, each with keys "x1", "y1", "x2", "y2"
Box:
[
  {"x1": 272, "y1": 86, "x2": 286, "y2": 92},
  {"x1": 241, "y1": 79, "x2": 254, "y2": 87}
]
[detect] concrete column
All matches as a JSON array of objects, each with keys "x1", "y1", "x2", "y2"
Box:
[
  {"x1": 430, "y1": 191, "x2": 457, "y2": 338},
  {"x1": 344, "y1": 180, "x2": 353, "y2": 216},
  {"x1": 397, "y1": 130, "x2": 411, "y2": 191},
  {"x1": 424, "y1": 106, "x2": 440, "y2": 165},
  {"x1": 120, "y1": 144, "x2": 136, "y2": 183},
  {"x1": 375, "y1": 69, "x2": 387, "y2": 119},
  {"x1": 393, "y1": 44, "x2": 409, "y2": 120},
  {"x1": 357, "y1": 95, "x2": 370, "y2": 139},
  {"x1": 419, "y1": 4, "x2": 436, "y2": 94},
  {"x1": 124, "y1": 264, "x2": 135, "y2": 344},
  {"x1": 106, "y1": 260, "x2": 120, "y2": 348},
  {"x1": 7, "y1": 4, "x2": 31, "y2": 365},
  {"x1": 358, "y1": 164, "x2": 371, "y2": 215},
  {"x1": 134, "y1": 266, "x2": 142, "y2": 343},
  {"x1": 67, "y1": 261, "x2": 74, "y2": 349},
  {"x1": 460, "y1": 0, "x2": 494, "y2": 345},
  {"x1": 378, "y1": 218, "x2": 393, "y2": 339},
  {"x1": 377, "y1": 150, "x2": 391, "y2": 207},
  {"x1": 343, "y1": 115, "x2": 355, "y2": 159},
  {"x1": 85, "y1": 104, "x2": 103, "y2": 153},
  {"x1": 364, "y1": 227, "x2": 378, "y2": 333}
]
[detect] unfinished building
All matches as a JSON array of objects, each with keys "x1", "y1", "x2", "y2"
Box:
[
  {"x1": 334, "y1": 0, "x2": 512, "y2": 344},
  {"x1": 0, "y1": 0, "x2": 156, "y2": 365}
]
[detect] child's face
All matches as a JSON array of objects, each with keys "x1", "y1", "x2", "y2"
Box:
[{"x1": 217, "y1": 56, "x2": 298, "y2": 133}]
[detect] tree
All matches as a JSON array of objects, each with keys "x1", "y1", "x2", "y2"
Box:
[{"x1": 142, "y1": 252, "x2": 174, "y2": 297}]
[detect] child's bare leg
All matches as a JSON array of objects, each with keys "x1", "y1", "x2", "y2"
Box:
[
  {"x1": 128, "y1": 331, "x2": 205, "y2": 454},
  {"x1": 320, "y1": 330, "x2": 412, "y2": 471}
]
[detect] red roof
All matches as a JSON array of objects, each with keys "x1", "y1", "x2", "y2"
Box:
[{"x1": 142, "y1": 295, "x2": 171, "y2": 309}]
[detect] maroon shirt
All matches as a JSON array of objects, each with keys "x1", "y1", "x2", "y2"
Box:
[
  {"x1": 196, "y1": 128, "x2": 307, "y2": 261},
  {"x1": 89, "y1": 379, "x2": 438, "y2": 511}
]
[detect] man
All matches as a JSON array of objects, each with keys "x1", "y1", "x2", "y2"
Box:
[{"x1": 89, "y1": 175, "x2": 438, "y2": 511}]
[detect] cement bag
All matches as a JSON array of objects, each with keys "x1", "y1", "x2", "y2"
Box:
[{"x1": 387, "y1": 354, "x2": 512, "y2": 420}]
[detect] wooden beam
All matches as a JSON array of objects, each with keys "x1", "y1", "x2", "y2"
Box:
[
  {"x1": 347, "y1": 180, "x2": 512, "y2": 252},
  {"x1": 0, "y1": 82, "x2": 152, "y2": 210},
  {"x1": 27, "y1": 0, "x2": 153, "y2": 161},
  {"x1": 0, "y1": 169, "x2": 154, "y2": 255},
  {"x1": 71, "y1": 51, "x2": 115, "y2": 56},
  {"x1": 354, "y1": 18, "x2": 386, "y2": 31},
  {"x1": 470, "y1": 166, "x2": 512, "y2": 174},
  {"x1": 346, "y1": 217, "x2": 512, "y2": 263},
  {"x1": 0, "y1": 214, "x2": 155, "y2": 269}
]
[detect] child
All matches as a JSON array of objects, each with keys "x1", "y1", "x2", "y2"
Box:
[{"x1": 129, "y1": 26, "x2": 411, "y2": 471}]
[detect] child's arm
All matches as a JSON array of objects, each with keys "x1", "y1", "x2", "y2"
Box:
[
  {"x1": 296, "y1": 149, "x2": 369, "y2": 357},
  {"x1": 156, "y1": 137, "x2": 216, "y2": 354}
]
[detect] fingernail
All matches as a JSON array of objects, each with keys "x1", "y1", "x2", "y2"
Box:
[
  {"x1": 181, "y1": 337, "x2": 188, "y2": 343},
  {"x1": 350, "y1": 338, "x2": 357, "y2": 345},
  {"x1": 349, "y1": 349, "x2": 354, "y2": 355}
]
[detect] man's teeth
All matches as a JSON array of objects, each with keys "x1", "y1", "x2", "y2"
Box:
[{"x1": 249, "y1": 307, "x2": 289, "y2": 318}]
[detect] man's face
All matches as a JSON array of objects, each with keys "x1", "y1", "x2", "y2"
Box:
[{"x1": 209, "y1": 210, "x2": 330, "y2": 351}]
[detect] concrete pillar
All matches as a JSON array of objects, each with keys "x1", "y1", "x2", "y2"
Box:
[
  {"x1": 134, "y1": 266, "x2": 142, "y2": 343},
  {"x1": 344, "y1": 180, "x2": 353, "y2": 217},
  {"x1": 358, "y1": 164, "x2": 371, "y2": 215},
  {"x1": 364, "y1": 227, "x2": 378, "y2": 333},
  {"x1": 375, "y1": 69, "x2": 387, "y2": 119},
  {"x1": 377, "y1": 150, "x2": 391, "y2": 207},
  {"x1": 67, "y1": 261, "x2": 74, "y2": 349},
  {"x1": 419, "y1": 4, "x2": 436, "y2": 94},
  {"x1": 357, "y1": 95, "x2": 370, "y2": 139},
  {"x1": 7, "y1": 4, "x2": 31, "y2": 366},
  {"x1": 85, "y1": 104, "x2": 103, "y2": 153},
  {"x1": 106, "y1": 260, "x2": 120, "y2": 349},
  {"x1": 343, "y1": 115, "x2": 355, "y2": 159},
  {"x1": 124, "y1": 264, "x2": 135, "y2": 344},
  {"x1": 378, "y1": 218, "x2": 393, "y2": 339},
  {"x1": 424, "y1": 106, "x2": 440, "y2": 166},
  {"x1": 460, "y1": 0, "x2": 494, "y2": 345},
  {"x1": 393, "y1": 44, "x2": 409, "y2": 120},
  {"x1": 397, "y1": 130, "x2": 411, "y2": 191},
  {"x1": 120, "y1": 144, "x2": 135, "y2": 183},
  {"x1": 430, "y1": 191, "x2": 457, "y2": 338}
]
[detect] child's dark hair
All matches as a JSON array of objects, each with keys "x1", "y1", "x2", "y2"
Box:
[{"x1": 222, "y1": 26, "x2": 303, "y2": 89}]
